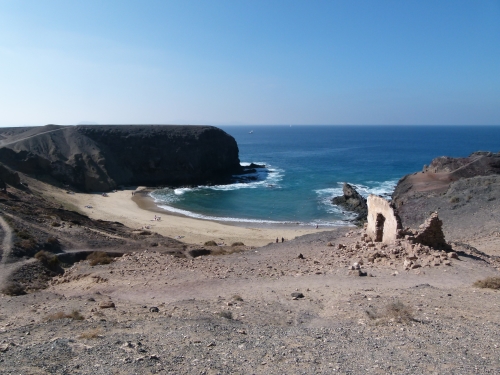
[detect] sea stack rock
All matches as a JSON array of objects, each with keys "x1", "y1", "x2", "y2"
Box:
[
  {"x1": 0, "y1": 125, "x2": 242, "y2": 192},
  {"x1": 332, "y1": 183, "x2": 368, "y2": 223}
]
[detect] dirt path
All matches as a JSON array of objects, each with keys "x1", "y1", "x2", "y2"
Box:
[{"x1": 0, "y1": 125, "x2": 72, "y2": 148}]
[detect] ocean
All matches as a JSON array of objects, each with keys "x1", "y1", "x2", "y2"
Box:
[{"x1": 150, "y1": 125, "x2": 500, "y2": 227}]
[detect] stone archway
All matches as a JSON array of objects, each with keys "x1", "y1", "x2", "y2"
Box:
[
  {"x1": 375, "y1": 213, "x2": 386, "y2": 242},
  {"x1": 366, "y1": 195, "x2": 402, "y2": 244}
]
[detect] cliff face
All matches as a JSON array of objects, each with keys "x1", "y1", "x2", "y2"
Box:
[
  {"x1": 391, "y1": 151, "x2": 500, "y2": 242},
  {"x1": 0, "y1": 125, "x2": 242, "y2": 191}
]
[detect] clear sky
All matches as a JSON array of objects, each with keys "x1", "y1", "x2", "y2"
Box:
[{"x1": 0, "y1": 0, "x2": 499, "y2": 126}]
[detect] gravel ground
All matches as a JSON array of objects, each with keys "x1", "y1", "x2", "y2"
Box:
[{"x1": 1, "y1": 228, "x2": 499, "y2": 375}]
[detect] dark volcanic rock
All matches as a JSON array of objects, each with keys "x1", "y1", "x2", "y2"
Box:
[
  {"x1": 332, "y1": 183, "x2": 368, "y2": 223},
  {"x1": 0, "y1": 162, "x2": 21, "y2": 189},
  {"x1": 0, "y1": 125, "x2": 242, "y2": 191}
]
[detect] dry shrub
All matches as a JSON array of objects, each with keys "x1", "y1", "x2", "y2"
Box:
[
  {"x1": 232, "y1": 294, "x2": 243, "y2": 301},
  {"x1": 35, "y1": 250, "x2": 60, "y2": 269},
  {"x1": 46, "y1": 236, "x2": 59, "y2": 245},
  {"x1": 473, "y1": 276, "x2": 500, "y2": 289},
  {"x1": 87, "y1": 251, "x2": 112, "y2": 266},
  {"x1": 79, "y1": 328, "x2": 103, "y2": 339},
  {"x1": 139, "y1": 230, "x2": 151, "y2": 235},
  {"x1": 385, "y1": 301, "x2": 415, "y2": 323},
  {"x1": 46, "y1": 310, "x2": 85, "y2": 321},
  {"x1": 449, "y1": 196, "x2": 460, "y2": 204},
  {"x1": 217, "y1": 310, "x2": 233, "y2": 319},
  {"x1": 51, "y1": 222, "x2": 61, "y2": 227},
  {"x1": 16, "y1": 239, "x2": 38, "y2": 252},
  {"x1": 16, "y1": 230, "x2": 32, "y2": 240},
  {"x1": 231, "y1": 242, "x2": 245, "y2": 247},
  {"x1": 1, "y1": 281, "x2": 26, "y2": 296},
  {"x1": 204, "y1": 240, "x2": 218, "y2": 246},
  {"x1": 366, "y1": 301, "x2": 414, "y2": 324}
]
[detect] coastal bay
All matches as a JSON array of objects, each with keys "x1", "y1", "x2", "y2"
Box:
[{"x1": 46, "y1": 183, "x2": 330, "y2": 247}]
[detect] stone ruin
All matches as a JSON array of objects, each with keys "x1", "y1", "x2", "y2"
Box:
[
  {"x1": 366, "y1": 194, "x2": 449, "y2": 250},
  {"x1": 366, "y1": 195, "x2": 402, "y2": 244},
  {"x1": 341, "y1": 195, "x2": 455, "y2": 273}
]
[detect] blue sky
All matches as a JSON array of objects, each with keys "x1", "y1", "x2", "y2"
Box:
[{"x1": 0, "y1": 0, "x2": 499, "y2": 126}]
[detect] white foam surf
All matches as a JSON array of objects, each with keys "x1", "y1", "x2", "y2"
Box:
[
  {"x1": 315, "y1": 179, "x2": 398, "y2": 218},
  {"x1": 156, "y1": 203, "x2": 347, "y2": 226}
]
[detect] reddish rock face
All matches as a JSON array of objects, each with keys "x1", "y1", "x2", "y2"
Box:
[{"x1": 0, "y1": 125, "x2": 242, "y2": 192}]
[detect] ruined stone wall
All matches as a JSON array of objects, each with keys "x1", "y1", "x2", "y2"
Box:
[
  {"x1": 366, "y1": 195, "x2": 402, "y2": 244},
  {"x1": 413, "y1": 212, "x2": 450, "y2": 250}
]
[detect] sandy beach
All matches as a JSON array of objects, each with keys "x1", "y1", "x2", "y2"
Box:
[{"x1": 47, "y1": 185, "x2": 336, "y2": 247}]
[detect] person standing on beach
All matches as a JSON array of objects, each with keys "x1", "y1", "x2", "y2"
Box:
[{"x1": 276, "y1": 238, "x2": 279, "y2": 243}]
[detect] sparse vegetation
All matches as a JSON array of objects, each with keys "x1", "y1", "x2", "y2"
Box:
[
  {"x1": 16, "y1": 230, "x2": 32, "y2": 240},
  {"x1": 232, "y1": 294, "x2": 243, "y2": 301},
  {"x1": 231, "y1": 242, "x2": 244, "y2": 246},
  {"x1": 449, "y1": 196, "x2": 460, "y2": 203},
  {"x1": 46, "y1": 310, "x2": 85, "y2": 321},
  {"x1": 15, "y1": 239, "x2": 38, "y2": 252},
  {"x1": 87, "y1": 251, "x2": 113, "y2": 266},
  {"x1": 35, "y1": 250, "x2": 60, "y2": 269},
  {"x1": 366, "y1": 301, "x2": 415, "y2": 324},
  {"x1": 79, "y1": 328, "x2": 103, "y2": 339},
  {"x1": 204, "y1": 240, "x2": 218, "y2": 246},
  {"x1": 385, "y1": 301, "x2": 415, "y2": 323},
  {"x1": 46, "y1": 236, "x2": 59, "y2": 245},
  {"x1": 1, "y1": 281, "x2": 26, "y2": 296},
  {"x1": 217, "y1": 310, "x2": 233, "y2": 319},
  {"x1": 51, "y1": 221, "x2": 61, "y2": 227},
  {"x1": 473, "y1": 276, "x2": 500, "y2": 289}
]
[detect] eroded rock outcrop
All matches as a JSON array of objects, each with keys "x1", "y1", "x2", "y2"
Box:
[
  {"x1": 332, "y1": 183, "x2": 367, "y2": 223},
  {"x1": 0, "y1": 163, "x2": 20, "y2": 190},
  {"x1": 0, "y1": 125, "x2": 242, "y2": 192}
]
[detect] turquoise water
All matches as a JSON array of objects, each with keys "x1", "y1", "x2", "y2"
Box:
[{"x1": 151, "y1": 125, "x2": 500, "y2": 227}]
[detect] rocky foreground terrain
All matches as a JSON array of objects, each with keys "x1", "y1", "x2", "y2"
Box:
[{"x1": 0, "y1": 148, "x2": 499, "y2": 374}]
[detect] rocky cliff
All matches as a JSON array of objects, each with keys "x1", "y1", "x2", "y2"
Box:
[
  {"x1": 0, "y1": 125, "x2": 242, "y2": 192},
  {"x1": 392, "y1": 151, "x2": 500, "y2": 244}
]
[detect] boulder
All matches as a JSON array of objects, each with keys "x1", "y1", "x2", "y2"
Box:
[{"x1": 99, "y1": 300, "x2": 115, "y2": 309}]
